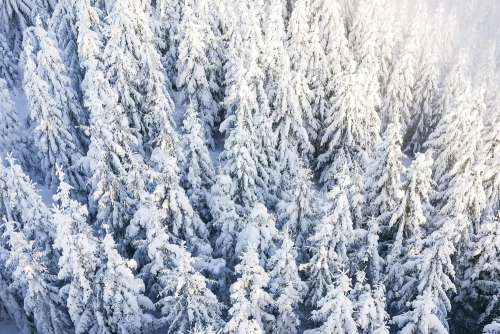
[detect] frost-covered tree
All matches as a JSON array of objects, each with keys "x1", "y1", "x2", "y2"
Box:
[
  {"x1": 287, "y1": 0, "x2": 320, "y2": 146},
  {"x1": 317, "y1": 58, "x2": 381, "y2": 204},
  {"x1": 305, "y1": 272, "x2": 358, "y2": 334},
  {"x1": 4, "y1": 222, "x2": 72, "y2": 334},
  {"x1": 406, "y1": 41, "x2": 441, "y2": 155},
  {"x1": 180, "y1": 102, "x2": 215, "y2": 221},
  {"x1": 458, "y1": 209, "x2": 500, "y2": 330},
  {"x1": 364, "y1": 121, "x2": 404, "y2": 237},
  {"x1": 393, "y1": 291, "x2": 449, "y2": 334},
  {"x1": 351, "y1": 272, "x2": 389, "y2": 334},
  {"x1": 425, "y1": 58, "x2": 486, "y2": 241},
  {"x1": 154, "y1": 0, "x2": 184, "y2": 88},
  {"x1": 157, "y1": 244, "x2": 224, "y2": 333},
  {"x1": 147, "y1": 154, "x2": 211, "y2": 257},
  {"x1": 177, "y1": 0, "x2": 219, "y2": 146},
  {"x1": 236, "y1": 203, "x2": 278, "y2": 265},
  {"x1": 22, "y1": 20, "x2": 87, "y2": 191},
  {"x1": 482, "y1": 106, "x2": 500, "y2": 210},
  {"x1": 208, "y1": 174, "x2": 243, "y2": 263},
  {"x1": 302, "y1": 183, "x2": 354, "y2": 308},
  {"x1": 78, "y1": 0, "x2": 149, "y2": 241},
  {"x1": 268, "y1": 230, "x2": 306, "y2": 334},
  {"x1": 225, "y1": 245, "x2": 275, "y2": 334},
  {"x1": 276, "y1": 162, "x2": 318, "y2": 253},
  {"x1": 385, "y1": 153, "x2": 434, "y2": 312},
  {"x1": 104, "y1": 0, "x2": 177, "y2": 157},
  {"x1": 52, "y1": 168, "x2": 100, "y2": 334},
  {"x1": 382, "y1": 33, "x2": 417, "y2": 133},
  {"x1": 220, "y1": 57, "x2": 266, "y2": 208},
  {"x1": 394, "y1": 217, "x2": 456, "y2": 332},
  {"x1": 95, "y1": 233, "x2": 153, "y2": 334}
]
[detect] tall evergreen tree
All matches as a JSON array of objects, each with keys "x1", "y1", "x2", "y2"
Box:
[
  {"x1": 177, "y1": 0, "x2": 219, "y2": 146},
  {"x1": 180, "y1": 103, "x2": 215, "y2": 221},
  {"x1": 22, "y1": 20, "x2": 87, "y2": 191},
  {"x1": 104, "y1": 0, "x2": 177, "y2": 157},
  {"x1": 225, "y1": 245, "x2": 275, "y2": 334}
]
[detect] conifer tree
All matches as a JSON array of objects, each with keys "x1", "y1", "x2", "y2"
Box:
[
  {"x1": 157, "y1": 244, "x2": 224, "y2": 333},
  {"x1": 385, "y1": 153, "x2": 433, "y2": 312},
  {"x1": 4, "y1": 222, "x2": 72, "y2": 334},
  {"x1": 78, "y1": 0, "x2": 149, "y2": 241},
  {"x1": 177, "y1": 0, "x2": 219, "y2": 146},
  {"x1": 49, "y1": 0, "x2": 82, "y2": 91},
  {"x1": 22, "y1": 20, "x2": 87, "y2": 191},
  {"x1": 225, "y1": 245, "x2": 275, "y2": 334},
  {"x1": 351, "y1": 272, "x2": 389, "y2": 334},
  {"x1": 305, "y1": 272, "x2": 358, "y2": 334},
  {"x1": 302, "y1": 182, "x2": 354, "y2": 308},
  {"x1": 208, "y1": 174, "x2": 243, "y2": 263},
  {"x1": 95, "y1": 233, "x2": 153, "y2": 334},
  {"x1": 180, "y1": 103, "x2": 215, "y2": 221},
  {"x1": 276, "y1": 162, "x2": 318, "y2": 253},
  {"x1": 52, "y1": 168, "x2": 100, "y2": 334},
  {"x1": 104, "y1": 0, "x2": 177, "y2": 157},
  {"x1": 268, "y1": 230, "x2": 306, "y2": 334},
  {"x1": 236, "y1": 203, "x2": 278, "y2": 265}
]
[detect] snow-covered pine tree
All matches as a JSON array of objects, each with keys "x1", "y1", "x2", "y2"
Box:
[
  {"x1": 236, "y1": 203, "x2": 278, "y2": 265},
  {"x1": 52, "y1": 167, "x2": 101, "y2": 334},
  {"x1": 225, "y1": 245, "x2": 275, "y2": 334},
  {"x1": 157, "y1": 244, "x2": 224, "y2": 333},
  {"x1": 317, "y1": 57, "x2": 381, "y2": 225},
  {"x1": 405, "y1": 36, "x2": 441, "y2": 155},
  {"x1": 382, "y1": 30, "x2": 417, "y2": 133},
  {"x1": 147, "y1": 153, "x2": 212, "y2": 257},
  {"x1": 263, "y1": 0, "x2": 313, "y2": 168},
  {"x1": 348, "y1": 0, "x2": 382, "y2": 114},
  {"x1": 22, "y1": 19, "x2": 87, "y2": 191},
  {"x1": 364, "y1": 120, "x2": 404, "y2": 243},
  {"x1": 458, "y1": 209, "x2": 500, "y2": 331},
  {"x1": 208, "y1": 174, "x2": 243, "y2": 264},
  {"x1": 78, "y1": 0, "x2": 150, "y2": 242},
  {"x1": 95, "y1": 233, "x2": 153, "y2": 334},
  {"x1": 0, "y1": 0, "x2": 55, "y2": 55},
  {"x1": 0, "y1": 157, "x2": 54, "y2": 251},
  {"x1": 287, "y1": 0, "x2": 320, "y2": 147},
  {"x1": 305, "y1": 272, "x2": 358, "y2": 334},
  {"x1": 394, "y1": 217, "x2": 456, "y2": 332},
  {"x1": 268, "y1": 230, "x2": 306, "y2": 334},
  {"x1": 302, "y1": 180, "x2": 354, "y2": 308},
  {"x1": 49, "y1": 0, "x2": 82, "y2": 92},
  {"x1": 177, "y1": 0, "x2": 219, "y2": 147},
  {"x1": 220, "y1": 3, "x2": 269, "y2": 208},
  {"x1": 154, "y1": 0, "x2": 184, "y2": 89},
  {"x1": 350, "y1": 271, "x2": 389, "y2": 334},
  {"x1": 425, "y1": 57, "x2": 486, "y2": 243},
  {"x1": 104, "y1": 0, "x2": 177, "y2": 157},
  {"x1": 276, "y1": 161, "x2": 318, "y2": 255},
  {"x1": 481, "y1": 90, "x2": 500, "y2": 210},
  {"x1": 180, "y1": 102, "x2": 215, "y2": 221},
  {"x1": 393, "y1": 291, "x2": 449, "y2": 334},
  {"x1": 3, "y1": 222, "x2": 72, "y2": 334},
  {"x1": 385, "y1": 153, "x2": 434, "y2": 313}
]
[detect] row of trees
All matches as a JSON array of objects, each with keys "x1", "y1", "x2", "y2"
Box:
[{"x1": 0, "y1": 0, "x2": 498, "y2": 333}]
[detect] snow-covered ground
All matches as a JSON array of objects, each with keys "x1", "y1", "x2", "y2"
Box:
[{"x1": 0, "y1": 321, "x2": 19, "y2": 334}]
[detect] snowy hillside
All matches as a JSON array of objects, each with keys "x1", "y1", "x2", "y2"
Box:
[{"x1": 0, "y1": 0, "x2": 499, "y2": 334}]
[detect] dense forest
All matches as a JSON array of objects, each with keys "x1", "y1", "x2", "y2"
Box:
[{"x1": 0, "y1": 0, "x2": 499, "y2": 333}]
